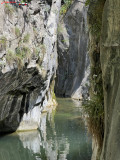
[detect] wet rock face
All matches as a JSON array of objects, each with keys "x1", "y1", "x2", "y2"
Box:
[
  {"x1": 55, "y1": 0, "x2": 90, "y2": 100},
  {"x1": 100, "y1": 0, "x2": 120, "y2": 159},
  {"x1": 0, "y1": 0, "x2": 61, "y2": 133}
]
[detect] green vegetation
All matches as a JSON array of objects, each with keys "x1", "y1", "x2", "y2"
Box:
[
  {"x1": 23, "y1": 33, "x2": 30, "y2": 43},
  {"x1": 50, "y1": 80, "x2": 57, "y2": 103},
  {"x1": 60, "y1": 0, "x2": 74, "y2": 15},
  {"x1": 88, "y1": 0, "x2": 106, "y2": 40},
  {"x1": 6, "y1": 50, "x2": 20, "y2": 67},
  {"x1": 83, "y1": 0, "x2": 106, "y2": 150},
  {"x1": 6, "y1": 50, "x2": 15, "y2": 62},
  {"x1": 85, "y1": 0, "x2": 90, "y2": 6},
  {"x1": 0, "y1": 36, "x2": 7, "y2": 50},
  {"x1": 6, "y1": 45, "x2": 31, "y2": 70},
  {"x1": 83, "y1": 58, "x2": 104, "y2": 149},
  {"x1": 16, "y1": 46, "x2": 31, "y2": 59},
  {"x1": 16, "y1": 47, "x2": 25, "y2": 59},
  {"x1": 52, "y1": 92, "x2": 56, "y2": 101},
  {"x1": 15, "y1": 27, "x2": 20, "y2": 37},
  {"x1": 4, "y1": 4, "x2": 14, "y2": 15},
  {"x1": 0, "y1": 36, "x2": 7, "y2": 45},
  {"x1": 33, "y1": 44, "x2": 46, "y2": 57},
  {"x1": 33, "y1": 47, "x2": 40, "y2": 56},
  {"x1": 83, "y1": 94, "x2": 104, "y2": 148}
]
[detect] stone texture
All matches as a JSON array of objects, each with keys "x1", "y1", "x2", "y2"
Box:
[
  {"x1": 88, "y1": 0, "x2": 120, "y2": 159},
  {"x1": 0, "y1": 0, "x2": 61, "y2": 133},
  {"x1": 100, "y1": 0, "x2": 120, "y2": 160},
  {"x1": 87, "y1": 0, "x2": 105, "y2": 159},
  {"x1": 55, "y1": 0, "x2": 90, "y2": 100}
]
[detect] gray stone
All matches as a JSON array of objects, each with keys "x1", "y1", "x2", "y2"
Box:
[
  {"x1": 0, "y1": 0, "x2": 61, "y2": 133},
  {"x1": 100, "y1": 0, "x2": 120, "y2": 159},
  {"x1": 87, "y1": 0, "x2": 120, "y2": 159},
  {"x1": 55, "y1": 0, "x2": 90, "y2": 100}
]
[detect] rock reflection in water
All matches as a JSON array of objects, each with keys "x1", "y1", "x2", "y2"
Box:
[{"x1": 0, "y1": 98, "x2": 91, "y2": 160}]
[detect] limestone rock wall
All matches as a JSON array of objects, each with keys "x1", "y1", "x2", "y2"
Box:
[
  {"x1": 88, "y1": 0, "x2": 120, "y2": 159},
  {"x1": 100, "y1": 0, "x2": 120, "y2": 159},
  {"x1": 87, "y1": 0, "x2": 105, "y2": 158},
  {"x1": 0, "y1": 0, "x2": 61, "y2": 133},
  {"x1": 55, "y1": 0, "x2": 90, "y2": 100}
]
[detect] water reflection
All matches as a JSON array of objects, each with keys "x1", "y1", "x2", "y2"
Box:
[{"x1": 0, "y1": 98, "x2": 91, "y2": 160}]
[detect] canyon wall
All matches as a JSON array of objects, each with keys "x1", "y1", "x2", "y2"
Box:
[
  {"x1": 55, "y1": 0, "x2": 90, "y2": 100},
  {"x1": 100, "y1": 0, "x2": 120, "y2": 159},
  {"x1": 0, "y1": 0, "x2": 61, "y2": 133},
  {"x1": 88, "y1": 0, "x2": 120, "y2": 159}
]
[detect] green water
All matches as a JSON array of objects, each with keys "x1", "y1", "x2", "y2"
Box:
[{"x1": 0, "y1": 98, "x2": 92, "y2": 160}]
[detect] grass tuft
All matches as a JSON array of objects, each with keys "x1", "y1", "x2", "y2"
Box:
[
  {"x1": 23, "y1": 33, "x2": 30, "y2": 43},
  {"x1": 0, "y1": 36, "x2": 7, "y2": 50},
  {"x1": 83, "y1": 95, "x2": 104, "y2": 148},
  {"x1": 15, "y1": 27, "x2": 20, "y2": 37},
  {"x1": 16, "y1": 46, "x2": 31, "y2": 59}
]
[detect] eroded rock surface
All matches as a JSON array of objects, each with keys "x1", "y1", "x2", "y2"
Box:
[
  {"x1": 88, "y1": 0, "x2": 120, "y2": 159},
  {"x1": 100, "y1": 0, "x2": 120, "y2": 159},
  {"x1": 0, "y1": 0, "x2": 61, "y2": 133},
  {"x1": 55, "y1": 0, "x2": 90, "y2": 100}
]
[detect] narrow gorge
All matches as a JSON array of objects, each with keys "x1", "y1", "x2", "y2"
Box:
[{"x1": 0, "y1": 0, "x2": 119, "y2": 160}]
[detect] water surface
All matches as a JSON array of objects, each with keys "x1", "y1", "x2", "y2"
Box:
[{"x1": 0, "y1": 98, "x2": 92, "y2": 160}]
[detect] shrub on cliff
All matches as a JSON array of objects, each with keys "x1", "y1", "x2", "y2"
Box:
[
  {"x1": 60, "y1": 0, "x2": 74, "y2": 15},
  {"x1": 23, "y1": 33, "x2": 30, "y2": 43},
  {"x1": 83, "y1": 94, "x2": 104, "y2": 148}
]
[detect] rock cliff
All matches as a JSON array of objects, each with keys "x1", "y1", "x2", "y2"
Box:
[
  {"x1": 88, "y1": 0, "x2": 120, "y2": 160},
  {"x1": 100, "y1": 0, "x2": 120, "y2": 159},
  {"x1": 0, "y1": 0, "x2": 61, "y2": 133},
  {"x1": 55, "y1": 0, "x2": 90, "y2": 100}
]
